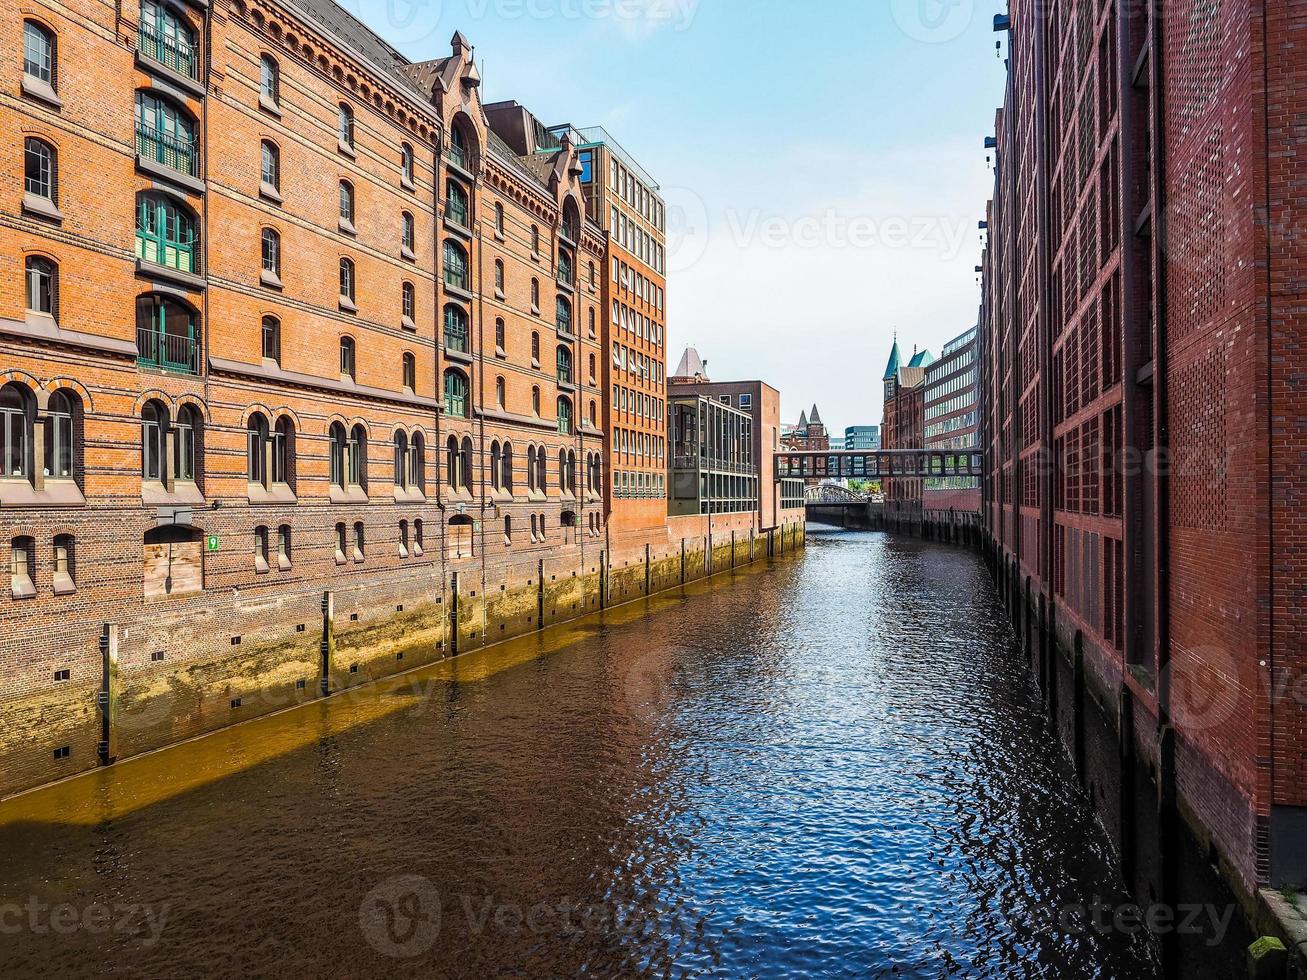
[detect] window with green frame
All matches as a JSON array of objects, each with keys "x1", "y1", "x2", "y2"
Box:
[
  {"x1": 139, "y1": 0, "x2": 198, "y2": 80},
  {"x1": 557, "y1": 397, "x2": 573, "y2": 436},
  {"x1": 443, "y1": 304, "x2": 468, "y2": 353},
  {"x1": 135, "y1": 91, "x2": 196, "y2": 175},
  {"x1": 446, "y1": 180, "x2": 468, "y2": 227},
  {"x1": 136, "y1": 193, "x2": 196, "y2": 272},
  {"x1": 443, "y1": 370, "x2": 469, "y2": 418},
  {"x1": 443, "y1": 240, "x2": 468, "y2": 290}
]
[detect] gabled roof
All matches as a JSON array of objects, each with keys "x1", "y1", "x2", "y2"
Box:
[
  {"x1": 809, "y1": 404, "x2": 822, "y2": 425},
  {"x1": 797, "y1": 409, "x2": 809, "y2": 428},
  {"x1": 671, "y1": 347, "x2": 708, "y2": 381},
  {"x1": 883, "y1": 339, "x2": 902, "y2": 381},
  {"x1": 896, "y1": 366, "x2": 926, "y2": 389},
  {"x1": 908, "y1": 349, "x2": 936, "y2": 369}
]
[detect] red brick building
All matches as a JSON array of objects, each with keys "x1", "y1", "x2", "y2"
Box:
[
  {"x1": 881, "y1": 339, "x2": 932, "y2": 513},
  {"x1": 980, "y1": 0, "x2": 1307, "y2": 899},
  {"x1": 0, "y1": 1, "x2": 803, "y2": 798}
]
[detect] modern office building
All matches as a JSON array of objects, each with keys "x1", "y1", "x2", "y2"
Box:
[
  {"x1": 923, "y1": 327, "x2": 979, "y2": 513},
  {"x1": 667, "y1": 348, "x2": 801, "y2": 529},
  {"x1": 546, "y1": 122, "x2": 668, "y2": 555},
  {"x1": 844, "y1": 426, "x2": 880, "y2": 451}
]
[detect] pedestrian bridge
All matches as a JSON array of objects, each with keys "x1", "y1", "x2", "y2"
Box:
[{"x1": 777, "y1": 449, "x2": 984, "y2": 482}]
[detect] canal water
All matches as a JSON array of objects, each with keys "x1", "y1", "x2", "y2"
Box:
[{"x1": 0, "y1": 529, "x2": 1230, "y2": 977}]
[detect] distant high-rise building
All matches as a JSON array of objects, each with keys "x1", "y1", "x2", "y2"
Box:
[
  {"x1": 923, "y1": 327, "x2": 979, "y2": 512},
  {"x1": 845, "y1": 426, "x2": 880, "y2": 451}
]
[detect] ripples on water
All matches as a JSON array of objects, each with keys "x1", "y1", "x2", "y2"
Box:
[{"x1": 0, "y1": 529, "x2": 1164, "y2": 978}]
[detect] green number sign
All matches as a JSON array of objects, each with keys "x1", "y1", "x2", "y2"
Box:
[{"x1": 206, "y1": 535, "x2": 220, "y2": 553}]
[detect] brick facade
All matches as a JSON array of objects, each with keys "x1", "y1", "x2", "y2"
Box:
[
  {"x1": 980, "y1": 0, "x2": 1307, "y2": 894},
  {"x1": 0, "y1": 0, "x2": 805, "y2": 799}
]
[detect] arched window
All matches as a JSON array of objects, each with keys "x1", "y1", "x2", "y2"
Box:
[
  {"x1": 141, "y1": 399, "x2": 168, "y2": 482},
  {"x1": 558, "y1": 449, "x2": 568, "y2": 494},
  {"x1": 567, "y1": 450, "x2": 577, "y2": 495},
  {"x1": 247, "y1": 413, "x2": 270, "y2": 486},
  {"x1": 339, "y1": 258, "x2": 355, "y2": 304},
  {"x1": 271, "y1": 416, "x2": 293, "y2": 486},
  {"x1": 443, "y1": 240, "x2": 468, "y2": 290},
  {"x1": 261, "y1": 315, "x2": 280, "y2": 362},
  {"x1": 556, "y1": 297, "x2": 572, "y2": 335},
  {"x1": 588, "y1": 352, "x2": 596, "y2": 384},
  {"x1": 136, "y1": 294, "x2": 197, "y2": 373},
  {"x1": 413, "y1": 518, "x2": 424, "y2": 555},
  {"x1": 409, "y1": 433, "x2": 425, "y2": 492},
  {"x1": 25, "y1": 256, "x2": 57, "y2": 317},
  {"x1": 561, "y1": 198, "x2": 580, "y2": 243},
  {"x1": 526, "y1": 445, "x2": 537, "y2": 492},
  {"x1": 495, "y1": 376, "x2": 505, "y2": 408},
  {"x1": 443, "y1": 369, "x2": 468, "y2": 418},
  {"x1": 399, "y1": 518, "x2": 410, "y2": 558},
  {"x1": 136, "y1": 91, "x2": 196, "y2": 175},
  {"x1": 446, "y1": 180, "x2": 468, "y2": 227},
  {"x1": 495, "y1": 318, "x2": 506, "y2": 352},
  {"x1": 24, "y1": 138, "x2": 56, "y2": 203},
  {"x1": 402, "y1": 351, "x2": 416, "y2": 391},
  {"x1": 557, "y1": 397, "x2": 573, "y2": 436},
  {"x1": 259, "y1": 53, "x2": 279, "y2": 105},
  {"x1": 402, "y1": 212, "x2": 415, "y2": 254},
  {"x1": 347, "y1": 424, "x2": 366, "y2": 487},
  {"x1": 339, "y1": 180, "x2": 355, "y2": 227},
  {"x1": 137, "y1": 192, "x2": 197, "y2": 272},
  {"x1": 494, "y1": 259, "x2": 504, "y2": 293},
  {"x1": 443, "y1": 304, "x2": 468, "y2": 353},
  {"x1": 260, "y1": 140, "x2": 280, "y2": 194},
  {"x1": 393, "y1": 431, "x2": 409, "y2": 487},
  {"x1": 23, "y1": 21, "x2": 56, "y2": 89},
  {"x1": 530, "y1": 225, "x2": 540, "y2": 255},
  {"x1": 44, "y1": 389, "x2": 77, "y2": 480},
  {"x1": 490, "y1": 441, "x2": 508, "y2": 494},
  {"x1": 556, "y1": 346, "x2": 572, "y2": 385},
  {"x1": 535, "y1": 445, "x2": 547, "y2": 492},
  {"x1": 589, "y1": 261, "x2": 596, "y2": 288},
  {"x1": 531, "y1": 332, "x2": 540, "y2": 364},
  {"x1": 329, "y1": 422, "x2": 347, "y2": 488},
  {"x1": 445, "y1": 435, "x2": 461, "y2": 488},
  {"x1": 337, "y1": 103, "x2": 354, "y2": 149},
  {"x1": 449, "y1": 123, "x2": 470, "y2": 170},
  {"x1": 589, "y1": 400, "x2": 597, "y2": 427},
  {"x1": 557, "y1": 248, "x2": 573, "y2": 286},
  {"x1": 402, "y1": 282, "x2": 415, "y2": 326},
  {"x1": 588, "y1": 307, "x2": 596, "y2": 339},
  {"x1": 401, "y1": 142, "x2": 414, "y2": 185},
  {"x1": 457, "y1": 437, "x2": 472, "y2": 492},
  {"x1": 261, "y1": 228, "x2": 280, "y2": 278},
  {"x1": 1, "y1": 384, "x2": 35, "y2": 480},
  {"x1": 503, "y1": 515, "x2": 512, "y2": 545},
  {"x1": 172, "y1": 402, "x2": 200, "y2": 484},
  {"x1": 494, "y1": 202, "x2": 504, "y2": 236},
  {"x1": 531, "y1": 278, "x2": 540, "y2": 310},
  {"x1": 531, "y1": 385, "x2": 541, "y2": 416},
  {"x1": 339, "y1": 336, "x2": 355, "y2": 379},
  {"x1": 490, "y1": 441, "x2": 502, "y2": 491},
  {"x1": 141, "y1": 1, "x2": 197, "y2": 80}
]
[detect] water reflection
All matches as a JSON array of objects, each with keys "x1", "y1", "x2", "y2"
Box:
[{"x1": 0, "y1": 529, "x2": 1172, "y2": 977}]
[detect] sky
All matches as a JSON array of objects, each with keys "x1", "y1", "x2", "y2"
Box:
[{"x1": 341, "y1": 0, "x2": 1008, "y2": 434}]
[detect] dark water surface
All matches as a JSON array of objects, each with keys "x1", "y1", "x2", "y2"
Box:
[{"x1": 0, "y1": 529, "x2": 1177, "y2": 977}]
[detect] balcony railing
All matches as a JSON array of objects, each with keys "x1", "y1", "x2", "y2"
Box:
[
  {"x1": 139, "y1": 27, "x2": 198, "y2": 80},
  {"x1": 137, "y1": 326, "x2": 198, "y2": 374},
  {"x1": 137, "y1": 124, "x2": 197, "y2": 176}
]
